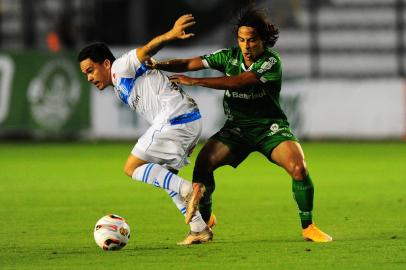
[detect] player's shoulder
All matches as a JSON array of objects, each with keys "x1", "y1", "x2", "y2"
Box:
[
  {"x1": 112, "y1": 49, "x2": 142, "y2": 77},
  {"x1": 202, "y1": 47, "x2": 238, "y2": 68},
  {"x1": 251, "y1": 48, "x2": 282, "y2": 76},
  {"x1": 263, "y1": 47, "x2": 281, "y2": 64},
  {"x1": 254, "y1": 47, "x2": 281, "y2": 70},
  {"x1": 204, "y1": 47, "x2": 234, "y2": 57}
]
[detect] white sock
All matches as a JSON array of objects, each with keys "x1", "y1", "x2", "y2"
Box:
[
  {"x1": 132, "y1": 163, "x2": 192, "y2": 196},
  {"x1": 189, "y1": 212, "x2": 207, "y2": 232},
  {"x1": 165, "y1": 189, "x2": 207, "y2": 232}
]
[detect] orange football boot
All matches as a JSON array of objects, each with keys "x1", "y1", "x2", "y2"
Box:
[{"x1": 302, "y1": 224, "x2": 333, "y2": 242}]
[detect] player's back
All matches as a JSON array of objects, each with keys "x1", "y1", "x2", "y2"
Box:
[{"x1": 111, "y1": 49, "x2": 198, "y2": 125}]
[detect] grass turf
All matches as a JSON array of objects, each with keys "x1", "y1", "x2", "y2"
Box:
[{"x1": 0, "y1": 142, "x2": 405, "y2": 269}]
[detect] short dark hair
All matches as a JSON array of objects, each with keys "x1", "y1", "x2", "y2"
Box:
[
  {"x1": 235, "y1": 7, "x2": 279, "y2": 47},
  {"x1": 77, "y1": 42, "x2": 116, "y2": 64}
]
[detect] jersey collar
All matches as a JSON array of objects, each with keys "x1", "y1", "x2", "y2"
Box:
[{"x1": 241, "y1": 62, "x2": 254, "y2": 71}]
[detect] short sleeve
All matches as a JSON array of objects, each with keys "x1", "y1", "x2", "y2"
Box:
[
  {"x1": 111, "y1": 49, "x2": 142, "y2": 78},
  {"x1": 252, "y1": 56, "x2": 281, "y2": 83},
  {"x1": 200, "y1": 48, "x2": 230, "y2": 72}
]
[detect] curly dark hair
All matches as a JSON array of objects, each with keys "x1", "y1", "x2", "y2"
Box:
[{"x1": 234, "y1": 7, "x2": 279, "y2": 47}]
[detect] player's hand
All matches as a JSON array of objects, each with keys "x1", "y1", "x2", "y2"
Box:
[
  {"x1": 169, "y1": 74, "x2": 195, "y2": 86},
  {"x1": 145, "y1": 57, "x2": 159, "y2": 69},
  {"x1": 168, "y1": 14, "x2": 195, "y2": 40}
]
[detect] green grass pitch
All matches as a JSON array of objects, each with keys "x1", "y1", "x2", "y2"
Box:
[{"x1": 0, "y1": 142, "x2": 405, "y2": 269}]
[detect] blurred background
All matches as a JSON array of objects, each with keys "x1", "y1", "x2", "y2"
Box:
[{"x1": 0, "y1": 0, "x2": 405, "y2": 141}]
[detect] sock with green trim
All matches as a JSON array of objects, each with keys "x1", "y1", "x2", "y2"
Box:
[{"x1": 292, "y1": 174, "x2": 314, "y2": 229}]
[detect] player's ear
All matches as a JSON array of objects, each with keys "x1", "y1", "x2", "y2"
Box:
[{"x1": 103, "y1": 59, "x2": 111, "y2": 69}]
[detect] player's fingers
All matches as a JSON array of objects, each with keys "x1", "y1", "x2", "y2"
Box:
[
  {"x1": 169, "y1": 75, "x2": 179, "y2": 82},
  {"x1": 181, "y1": 21, "x2": 196, "y2": 29},
  {"x1": 145, "y1": 61, "x2": 155, "y2": 69},
  {"x1": 177, "y1": 14, "x2": 194, "y2": 24},
  {"x1": 181, "y1": 15, "x2": 195, "y2": 24},
  {"x1": 181, "y1": 33, "x2": 194, "y2": 39},
  {"x1": 180, "y1": 14, "x2": 194, "y2": 21}
]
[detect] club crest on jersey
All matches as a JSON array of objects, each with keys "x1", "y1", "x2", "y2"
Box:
[
  {"x1": 268, "y1": 123, "x2": 290, "y2": 136},
  {"x1": 270, "y1": 123, "x2": 279, "y2": 132}
]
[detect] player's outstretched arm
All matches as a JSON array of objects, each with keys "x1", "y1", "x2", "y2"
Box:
[
  {"x1": 136, "y1": 14, "x2": 195, "y2": 63},
  {"x1": 148, "y1": 57, "x2": 206, "y2": 72},
  {"x1": 169, "y1": 72, "x2": 260, "y2": 91}
]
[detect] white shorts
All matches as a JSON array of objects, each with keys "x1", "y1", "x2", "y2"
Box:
[{"x1": 131, "y1": 119, "x2": 202, "y2": 171}]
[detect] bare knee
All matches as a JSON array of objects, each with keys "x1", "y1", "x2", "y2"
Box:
[
  {"x1": 195, "y1": 154, "x2": 217, "y2": 173},
  {"x1": 124, "y1": 161, "x2": 143, "y2": 177},
  {"x1": 287, "y1": 160, "x2": 308, "y2": 180},
  {"x1": 123, "y1": 155, "x2": 147, "y2": 178},
  {"x1": 195, "y1": 144, "x2": 233, "y2": 173},
  {"x1": 124, "y1": 163, "x2": 135, "y2": 177}
]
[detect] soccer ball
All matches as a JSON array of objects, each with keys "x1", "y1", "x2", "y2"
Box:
[{"x1": 93, "y1": 214, "x2": 131, "y2": 251}]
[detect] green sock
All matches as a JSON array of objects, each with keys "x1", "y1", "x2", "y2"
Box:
[
  {"x1": 193, "y1": 171, "x2": 215, "y2": 223},
  {"x1": 292, "y1": 174, "x2": 314, "y2": 229}
]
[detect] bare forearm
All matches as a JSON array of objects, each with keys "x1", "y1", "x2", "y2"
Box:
[
  {"x1": 141, "y1": 32, "x2": 174, "y2": 60},
  {"x1": 188, "y1": 76, "x2": 252, "y2": 90},
  {"x1": 169, "y1": 71, "x2": 260, "y2": 90},
  {"x1": 180, "y1": 76, "x2": 256, "y2": 90},
  {"x1": 157, "y1": 58, "x2": 203, "y2": 72},
  {"x1": 137, "y1": 14, "x2": 195, "y2": 63}
]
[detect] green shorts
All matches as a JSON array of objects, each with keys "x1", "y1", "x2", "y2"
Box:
[{"x1": 210, "y1": 118, "x2": 298, "y2": 167}]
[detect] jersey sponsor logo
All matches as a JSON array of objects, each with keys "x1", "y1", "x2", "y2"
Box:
[
  {"x1": 225, "y1": 89, "x2": 266, "y2": 100},
  {"x1": 257, "y1": 57, "x2": 277, "y2": 73},
  {"x1": 133, "y1": 94, "x2": 140, "y2": 107},
  {"x1": 170, "y1": 81, "x2": 181, "y2": 91}
]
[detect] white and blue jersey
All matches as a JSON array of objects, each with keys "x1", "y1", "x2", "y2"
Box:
[
  {"x1": 111, "y1": 49, "x2": 200, "y2": 125},
  {"x1": 111, "y1": 49, "x2": 202, "y2": 170}
]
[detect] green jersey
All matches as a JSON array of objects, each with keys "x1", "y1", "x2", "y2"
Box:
[{"x1": 201, "y1": 47, "x2": 287, "y2": 124}]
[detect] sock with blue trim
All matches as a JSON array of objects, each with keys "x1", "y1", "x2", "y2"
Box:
[
  {"x1": 132, "y1": 163, "x2": 192, "y2": 198},
  {"x1": 166, "y1": 190, "x2": 207, "y2": 232}
]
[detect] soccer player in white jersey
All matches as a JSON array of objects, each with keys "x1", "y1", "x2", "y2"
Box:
[{"x1": 78, "y1": 14, "x2": 214, "y2": 245}]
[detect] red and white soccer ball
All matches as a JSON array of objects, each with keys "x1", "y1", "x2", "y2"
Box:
[{"x1": 94, "y1": 214, "x2": 131, "y2": 251}]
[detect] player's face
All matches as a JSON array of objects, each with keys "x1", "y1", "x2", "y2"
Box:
[
  {"x1": 80, "y1": 58, "x2": 112, "y2": 90},
  {"x1": 237, "y1": 26, "x2": 265, "y2": 66}
]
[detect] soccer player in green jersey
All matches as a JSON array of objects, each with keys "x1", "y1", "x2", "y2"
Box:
[{"x1": 151, "y1": 7, "x2": 332, "y2": 242}]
